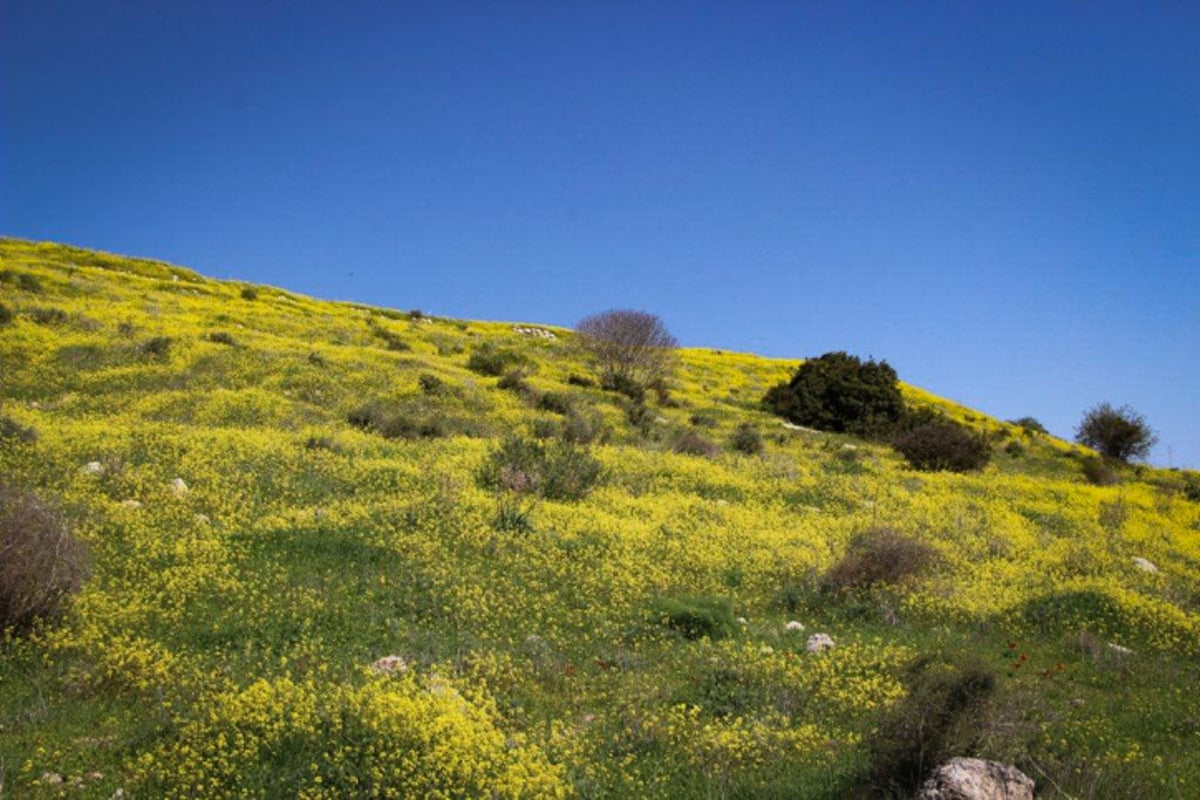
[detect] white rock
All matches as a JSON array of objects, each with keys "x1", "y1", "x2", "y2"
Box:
[
  {"x1": 120, "y1": 499, "x2": 142, "y2": 509},
  {"x1": 169, "y1": 478, "x2": 188, "y2": 495},
  {"x1": 1108, "y1": 642, "x2": 1135, "y2": 656},
  {"x1": 736, "y1": 617, "x2": 748, "y2": 626},
  {"x1": 370, "y1": 655, "x2": 409, "y2": 674},
  {"x1": 784, "y1": 620, "x2": 806, "y2": 632},
  {"x1": 1132, "y1": 557, "x2": 1159, "y2": 574},
  {"x1": 917, "y1": 757, "x2": 1034, "y2": 800},
  {"x1": 41, "y1": 772, "x2": 64, "y2": 785},
  {"x1": 195, "y1": 513, "x2": 211, "y2": 525},
  {"x1": 83, "y1": 461, "x2": 104, "y2": 475},
  {"x1": 805, "y1": 633, "x2": 836, "y2": 653}
]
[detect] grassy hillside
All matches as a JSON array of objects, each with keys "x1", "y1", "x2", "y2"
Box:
[{"x1": 2, "y1": 238, "x2": 1198, "y2": 798}]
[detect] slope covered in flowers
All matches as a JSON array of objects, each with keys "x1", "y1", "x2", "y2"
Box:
[{"x1": 1, "y1": 238, "x2": 1198, "y2": 798}]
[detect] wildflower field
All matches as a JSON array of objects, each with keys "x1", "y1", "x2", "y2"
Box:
[{"x1": 1, "y1": 239, "x2": 1198, "y2": 798}]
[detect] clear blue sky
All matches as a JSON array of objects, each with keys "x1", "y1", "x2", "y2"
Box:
[{"x1": 3, "y1": 2, "x2": 1197, "y2": 467}]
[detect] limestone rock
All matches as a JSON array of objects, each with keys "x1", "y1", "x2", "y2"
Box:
[
  {"x1": 784, "y1": 620, "x2": 806, "y2": 632},
  {"x1": 370, "y1": 655, "x2": 409, "y2": 674},
  {"x1": 1132, "y1": 557, "x2": 1159, "y2": 574},
  {"x1": 83, "y1": 461, "x2": 104, "y2": 475},
  {"x1": 169, "y1": 477, "x2": 188, "y2": 495},
  {"x1": 917, "y1": 757, "x2": 1033, "y2": 800},
  {"x1": 805, "y1": 633, "x2": 835, "y2": 653}
]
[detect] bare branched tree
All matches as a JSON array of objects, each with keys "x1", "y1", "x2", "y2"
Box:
[{"x1": 575, "y1": 309, "x2": 678, "y2": 389}]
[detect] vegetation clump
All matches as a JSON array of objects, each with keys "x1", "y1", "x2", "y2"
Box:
[
  {"x1": 138, "y1": 336, "x2": 173, "y2": 359},
  {"x1": 652, "y1": 595, "x2": 735, "y2": 640},
  {"x1": 893, "y1": 419, "x2": 991, "y2": 472},
  {"x1": 347, "y1": 399, "x2": 483, "y2": 440},
  {"x1": 0, "y1": 302, "x2": 12, "y2": 325},
  {"x1": 672, "y1": 430, "x2": 720, "y2": 458},
  {"x1": 856, "y1": 656, "x2": 997, "y2": 798},
  {"x1": 468, "y1": 343, "x2": 526, "y2": 377},
  {"x1": 577, "y1": 309, "x2": 677, "y2": 391},
  {"x1": 824, "y1": 528, "x2": 938, "y2": 594},
  {"x1": 0, "y1": 414, "x2": 37, "y2": 443},
  {"x1": 763, "y1": 351, "x2": 904, "y2": 438},
  {"x1": 0, "y1": 485, "x2": 88, "y2": 632},
  {"x1": 1076, "y1": 402, "x2": 1157, "y2": 463},
  {"x1": 205, "y1": 331, "x2": 237, "y2": 346},
  {"x1": 729, "y1": 422, "x2": 764, "y2": 455},
  {"x1": 477, "y1": 436, "x2": 602, "y2": 501},
  {"x1": 1010, "y1": 416, "x2": 1048, "y2": 435}
]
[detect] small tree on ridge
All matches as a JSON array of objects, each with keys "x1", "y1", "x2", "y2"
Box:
[
  {"x1": 576, "y1": 309, "x2": 678, "y2": 390},
  {"x1": 1075, "y1": 403, "x2": 1157, "y2": 463}
]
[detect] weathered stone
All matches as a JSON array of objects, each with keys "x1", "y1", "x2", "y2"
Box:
[
  {"x1": 1132, "y1": 557, "x2": 1159, "y2": 574},
  {"x1": 805, "y1": 633, "x2": 835, "y2": 653},
  {"x1": 916, "y1": 757, "x2": 1034, "y2": 800}
]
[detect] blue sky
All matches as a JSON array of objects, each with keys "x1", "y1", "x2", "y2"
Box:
[{"x1": 3, "y1": 2, "x2": 1197, "y2": 467}]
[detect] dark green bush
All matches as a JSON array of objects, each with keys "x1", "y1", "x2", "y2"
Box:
[
  {"x1": 893, "y1": 420, "x2": 991, "y2": 472},
  {"x1": 1010, "y1": 416, "x2": 1048, "y2": 435},
  {"x1": 477, "y1": 436, "x2": 602, "y2": 501},
  {"x1": 418, "y1": 373, "x2": 446, "y2": 395},
  {"x1": 729, "y1": 423, "x2": 764, "y2": 455},
  {"x1": 824, "y1": 529, "x2": 938, "y2": 594},
  {"x1": 0, "y1": 303, "x2": 12, "y2": 325},
  {"x1": 347, "y1": 399, "x2": 484, "y2": 441},
  {"x1": 467, "y1": 343, "x2": 524, "y2": 377},
  {"x1": 497, "y1": 369, "x2": 533, "y2": 396},
  {"x1": 139, "y1": 336, "x2": 173, "y2": 359},
  {"x1": 1, "y1": 271, "x2": 44, "y2": 293},
  {"x1": 689, "y1": 412, "x2": 718, "y2": 428},
  {"x1": 0, "y1": 415, "x2": 37, "y2": 443},
  {"x1": 28, "y1": 307, "x2": 68, "y2": 326},
  {"x1": 600, "y1": 372, "x2": 646, "y2": 403},
  {"x1": 240, "y1": 287, "x2": 259, "y2": 300},
  {"x1": 1081, "y1": 456, "x2": 1120, "y2": 486},
  {"x1": 763, "y1": 352, "x2": 904, "y2": 439},
  {"x1": 566, "y1": 373, "x2": 595, "y2": 388},
  {"x1": 0, "y1": 485, "x2": 88, "y2": 632},
  {"x1": 206, "y1": 331, "x2": 237, "y2": 346},
  {"x1": 537, "y1": 392, "x2": 574, "y2": 415},
  {"x1": 1003, "y1": 440, "x2": 1026, "y2": 458},
  {"x1": 307, "y1": 351, "x2": 327, "y2": 367},
  {"x1": 651, "y1": 595, "x2": 735, "y2": 640},
  {"x1": 1076, "y1": 402, "x2": 1157, "y2": 463},
  {"x1": 370, "y1": 324, "x2": 410, "y2": 351}
]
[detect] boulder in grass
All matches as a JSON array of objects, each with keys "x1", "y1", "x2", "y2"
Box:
[
  {"x1": 1132, "y1": 557, "x2": 1159, "y2": 574},
  {"x1": 805, "y1": 633, "x2": 835, "y2": 653},
  {"x1": 169, "y1": 478, "x2": 188, "y2": 495},
  {"x1": 784, "y1": 620, "x2": 806, "y2": 632},
  {"x1": 916, "y1": 757, "x2": 1034, "y2": 800},
  {"x1": 370, "y1": 655, "x2": 409, "y2": 675}
]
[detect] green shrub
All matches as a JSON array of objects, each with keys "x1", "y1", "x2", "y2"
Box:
[
  {"x1": 370, "y1": 324, "x2": 410, "y2": 351},
  {"x1": 28, "y1": 307, "x2": 68, "y2": 326},
  {"x1": 672, "y1": 430, "x2": 719, "y2": 458},
  {"x1": 566, "y1": 373, "x2": 595, "y2": 388},
  {"x1": 1010, "y1": 416, "x2": 1048, "y2": 435},
  {"x1": 893, "y1": 420, "x2": 991, "y2": 472},
  {"x1": 0, "y1": 485, "x2": 88, "y2": 632},
  {"x1": 600, "y1": 372, "x2": 646, "y2": 403},
  {"x1": 824, "y1": 529, "x2": 938, "y2": 594},
  {"x1": 0, "y1": 303, "x2": 12, "y2": 325},
  {"x1": 347, "y1": 399, "x2": 484, "y2": 440},
  {"x1": 497, "y1": 369, "x2": 533, "y2": 396},
  {"x1": 1003, "y1": 440, "x2": 1026, "y2": 458},
  {"x1": 763, "y1": 352, "x2": 904, "y2": 439},
  {"x1": 537, "y1": 392, "x2": 574, "y2": 415},
  {"x1": 1081, "y1": 456, "x2": 1120, "y2": 486},
  {"x1": 0, "y1": 415, "x2": 37, "y2": 443},
  {"x1": 467, "y1": 343, "x2": 524, "y2": 377},
  {"x1": 240, "y1": 287, "x2": 258, "y2": 300},
  {"x1": 206, "y1": 331, "x2": 237, "y2": 346},
  {"x1": 561, "y1": 409, "x2": 606, "y2": 445},
  {"x1": 418, "y1": 373, "x2": 446, "y2": 395},
  {"x1": 689, "y1": 412, "x2": 717, "y2": 428},
  {"x1": 1, "y1": 270, "x2": 44, "y2": 293},
  {"x1": 138, "y1": 336, "x2": 173, "y2": 359},
  {"x1": 477, "y1": 436, "x2": 602, "y2": 501},
  {"x1": 729, "y1": 423, "x2": 764, "y2": 455},
  {"x1": 651, "y1": 595, "x2": 735, "y2": 640},
  {"x1": 1076, "y1": 402, "x2": 1157, "y2": 463},
  {"x1": 307, "y1": 351, "x2": 326, "y2": 367}
]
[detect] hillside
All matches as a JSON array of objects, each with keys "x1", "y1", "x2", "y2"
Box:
[{"x1": 1, "y1": 238, "x2": 1198, "y2": 798}]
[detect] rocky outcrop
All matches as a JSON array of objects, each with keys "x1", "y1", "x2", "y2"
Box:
[{"x1": 916, "y1": 757, "x2": 1034, "y2": 800}]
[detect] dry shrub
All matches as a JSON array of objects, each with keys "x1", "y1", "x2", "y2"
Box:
[
  {"x1": 0, "y1": 485, "x2": 88, "y2": 632},
  {"x1": 672, "y1": 430, "x2": 719, "y2": 458},
  {"x1": 824, "y1": 528, "x2": 938, "y2": 594}
]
